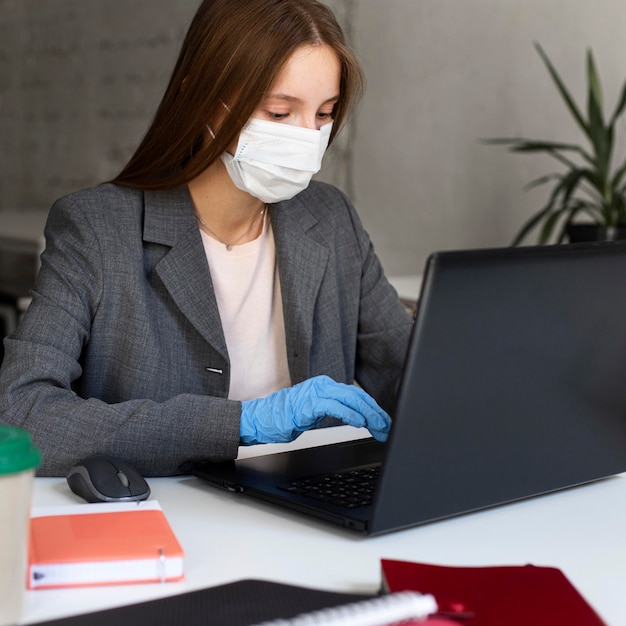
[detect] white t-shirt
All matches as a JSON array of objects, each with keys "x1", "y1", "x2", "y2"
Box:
[{"x1": 199, "y1": 214, "x2": 291, "y2": 401}]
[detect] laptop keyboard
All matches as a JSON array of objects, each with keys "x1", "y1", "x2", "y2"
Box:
[{"x1": 278, "y1": 464, "x2": 381, "y2": 509}]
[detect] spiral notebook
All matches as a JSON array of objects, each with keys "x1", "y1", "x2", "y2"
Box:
[
  {"x1": 32, "y1": 579, "x2": 433, "y2": 626},
  {"x1": 192, "y1": 241, "x2": 626, "y2": 535}
]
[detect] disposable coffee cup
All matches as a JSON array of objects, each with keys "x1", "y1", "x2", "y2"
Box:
[{"x1": 0, "y1": 426, "x2": 41, "y2": 626}]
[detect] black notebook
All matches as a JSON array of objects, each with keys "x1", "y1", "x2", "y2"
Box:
[
  {"x1": 32, "y1": 579, "x2": 370, "y2": 626},
  {"x1": 192, "y1": 241, "x2": 626, "y2": 535}
]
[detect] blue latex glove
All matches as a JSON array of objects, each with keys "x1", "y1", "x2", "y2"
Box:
[{"x1": 240, "y1": 375, "x2": 391, "y2": 445}]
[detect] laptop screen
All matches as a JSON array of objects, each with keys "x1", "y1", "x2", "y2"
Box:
[{"x1": 371, "y1": 241, "x2": 626, "y2": 532}]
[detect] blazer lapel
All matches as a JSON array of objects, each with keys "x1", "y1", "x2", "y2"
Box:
[
  {"x1": 142, "y1": 187, "x2": 330, "y2": 381},
  {"x1": 143, "y1": 187, "x2": 228, "y2": 360},
  {"x1": 271, "y1": 197, "x2": 330, "y2": 383}
]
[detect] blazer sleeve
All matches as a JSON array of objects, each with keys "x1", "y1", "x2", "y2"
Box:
[
  {"x1": 0, "y1": 195, "x2": 241, "y2": 477},
  {"x1": 347, "y1": 197, "x2": 413, "y2": 413}
]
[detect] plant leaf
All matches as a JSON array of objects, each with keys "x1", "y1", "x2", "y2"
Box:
[
  {"x1": 512, "y1": 168, "x2": 593, "y2": 245},
  {"x1": 484, "y1": 137, "x2": 595, "y2": 167},
  {"x1": 483, "y1": 137, "x2": 585, "y2": 152},
  {"x1": 546, "y1": 147, "x2": 594, "y2": 170},
  {"x1": 524, "y1": 172, "x2": 563, "y2": 191},
  {"x1": 512, "y1": 205, "x2": 555, "y2": 245},
  {"x1": 507, "y1": 141, "x2": 585, "y2": 152},
  {"x1": 586, "y1": 49, "x2": 612, "y2": 184},
  {"x1": 534, "y1": 42, "x2": 590, "y2": 140},
  {"x1": 512, "y1": 175, "x2": 569, "y2": 245},
  {"x1": 539, "y1": 207, "x2": 568, "y2": 244},
  {"x1": 612, "y1": 158, "x2": 626, "y2": 190},
  {"x1": 587, "y1": 49, "x2": 604, "y2": 128},
  {"x1": 609, "y1": 78, "x2": 626, "y2": 125},
  {"x1": 557, "y1": 203, "x2": 596, "y2": 242}
]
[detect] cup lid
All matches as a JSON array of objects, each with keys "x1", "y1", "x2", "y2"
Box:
[{"x1": 0, "y1": 426, "x2": 41, "y2": 475}]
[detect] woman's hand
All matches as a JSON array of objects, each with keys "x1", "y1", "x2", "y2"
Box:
[{"x1": 240, "y1": 375, "x2": 391, "y2": 444}]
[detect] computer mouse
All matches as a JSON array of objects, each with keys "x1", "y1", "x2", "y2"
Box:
[{"x1": 66, "y1": 454, "x2": 151, "y2": 503}]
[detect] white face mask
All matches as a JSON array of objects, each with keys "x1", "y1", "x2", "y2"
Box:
[{"x1": 221, "y1": 119, "x2": 333, "y2": 204}]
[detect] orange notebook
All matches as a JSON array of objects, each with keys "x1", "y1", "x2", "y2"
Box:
[
  {"x1": 28, "y1": 501, "x2": 184, "y2": 590},
  {"x1": 381, "y1": 559, "x2": 606, "y2": 626}
]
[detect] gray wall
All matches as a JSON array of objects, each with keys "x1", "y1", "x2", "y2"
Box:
[
  {"x1": 350, "y1": 0, "x2": 626, "y2": 274},
  {"x1": 2, "y1": 1, "x2": 626, "y2": 276},
  {"x1": 0, "y1": 0, "x2": 198, "y2": 205}
]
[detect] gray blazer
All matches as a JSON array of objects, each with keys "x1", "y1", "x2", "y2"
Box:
[{"x1": 0, "y1": 181, "x2": 412, "y2": 476}]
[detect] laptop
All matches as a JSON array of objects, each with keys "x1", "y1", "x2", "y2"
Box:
[{"x1": 191, "y1": 241, "x2": 626, "y2": 535}]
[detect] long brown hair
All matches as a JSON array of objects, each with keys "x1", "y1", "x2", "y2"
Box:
[{"x1": 112, "y1": 0, "x2": 364, "y2": 190}]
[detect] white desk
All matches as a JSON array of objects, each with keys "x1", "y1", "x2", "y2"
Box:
[{"x1": 21, "y1": 426, "x2": 626, "y2": 625}]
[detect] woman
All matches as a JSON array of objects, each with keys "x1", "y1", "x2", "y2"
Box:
[{"x1": 0, "y1": 0, "x2": 412, "y2": 476}]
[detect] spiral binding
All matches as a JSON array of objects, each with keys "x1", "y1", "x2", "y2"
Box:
[{"x1": 251, "y1": 591, "x2": 437, "y2": 626}]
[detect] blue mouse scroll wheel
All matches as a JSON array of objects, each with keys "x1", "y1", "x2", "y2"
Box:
[{"x1": 116, "y1": 471, "x2": 130, "y2": 487}]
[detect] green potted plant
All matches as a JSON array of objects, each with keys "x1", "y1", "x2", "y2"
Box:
[{"x1": 488, "y1": 43, "x2": 626, "y2": 245}]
